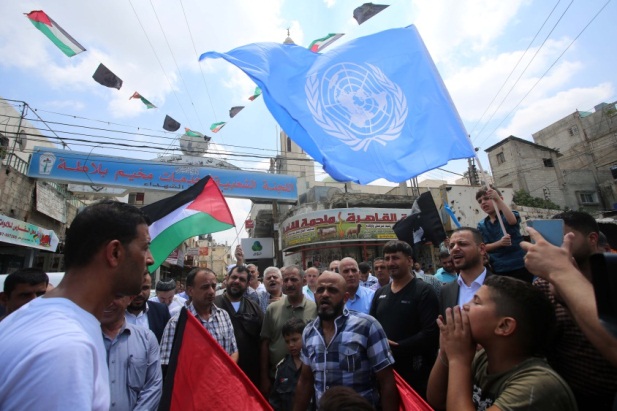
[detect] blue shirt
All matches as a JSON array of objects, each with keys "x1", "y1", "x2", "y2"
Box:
[
  {"x1": 434, "y1": 268, "x2": 457, "y2": 283},
  {"x1": 103, "y1": 322, "x2": 162, "y2": 411},
  {"x1": 345, "y1": 286, "x2": 375, "y2": 314},
  {"x1": 360, "y1": 274, "x2": 378, "y2": 289},
  {"x1": 300, "y1": 308, "x2": 394, "y2": 407},
  {"x1": 477, "y1": 210, "x2": 526, "y2": 272}
]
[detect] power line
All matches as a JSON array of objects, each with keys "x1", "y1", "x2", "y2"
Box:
[
  {"x1": 473, "y1": 0, "x2": 574, "y2": 145},
  {"x1": 468, "y1": 0, "x2": 563, "y2": 138},
  {"x1": 127, "y1": 0, "x2": 192, "y2": 127},
  {"x1": 475, "y1": 0, "x2": 612, "y2": 150}
]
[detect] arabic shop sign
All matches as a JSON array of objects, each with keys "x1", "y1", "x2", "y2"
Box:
[
  {"x1": 0, "y1": 214, "x2": 59, "y2": 251},
  {"x1": 27, "y1": 147, "x2": 298, "y2": 202},
  {"x1": 281, "y1": 208, "x2": 409, "y2": 250}
]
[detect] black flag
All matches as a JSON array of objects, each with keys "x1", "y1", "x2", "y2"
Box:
[
  {"x1": 163, "y1": 115, "x2": 181, "y2": 132},
  {"x1": 92, "y1": 64, "x2": 123, "y2": 90},
  {"x1": 393, "y1": 191, "x2": 446, "y2": 247}
]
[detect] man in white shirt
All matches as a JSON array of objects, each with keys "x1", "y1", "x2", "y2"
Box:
[
  {"x1": 438, "y1": 227, "x2": 489, "y2": 317},
  {"x1": 0, "y1": 200, "x2": 154, "y2": 411},
  {"x1": 150, "y1": 278, "x2": 186, "y2": 316}
]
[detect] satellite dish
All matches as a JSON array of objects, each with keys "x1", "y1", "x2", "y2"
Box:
[
  {"x1": 16, "y1": 130, "x2": 27, "y2": 151},
  {"x1": 179, "y1": 131, "x2": 211, "y2": 156}
]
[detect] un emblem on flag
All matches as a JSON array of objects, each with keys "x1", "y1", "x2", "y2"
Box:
[{"x1": 306, "y1": 62, "x2": 407, "y2": 151}]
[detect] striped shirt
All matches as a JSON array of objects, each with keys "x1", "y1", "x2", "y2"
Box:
[
  {"x1": 300, "y1": 308, "x2": 394, "y2": 407},
  {"x1": 160, "y1": 303, "x2": 237, "y2": 365}
]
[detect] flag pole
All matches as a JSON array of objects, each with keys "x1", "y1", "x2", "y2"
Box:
[{"x1": 473, "y1": 152, "x2": 507, "y2": 235}]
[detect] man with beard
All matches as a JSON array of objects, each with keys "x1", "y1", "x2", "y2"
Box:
[
  {"x1": 439, "y1": 227, "x2": 491, "y2": 318},
  {"x1": 0, "y1": 200, "x2": 153, "y2": 410},
  {"x1": 125, "y1": 273, "x2": 170, "y2": 342},
  {"x1": 258, "y1": 266, "x2": 284, "y2": 313},
  {"x1": 369, "y1": 240, "x2": 439, "y2": 399},
  {"x1": 160, "y1": 269, "x2": 238, "y2": 373},
  {"x1": 214, "y1": 265, "x2": 263, "y2": 386},
  {"x1": 293, "y1": 271, "x2": 399, "y2": 411},
  {"x1": 102, "y1": 294, "x2": 162, "y2": 410},
  {"x1": 260, "y1": 266, "x2": 316, "y2": 397}
]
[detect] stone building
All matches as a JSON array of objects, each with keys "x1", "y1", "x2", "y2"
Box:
[{"x1": 486, "y1": 102, "x2": 617, "y2": 212}]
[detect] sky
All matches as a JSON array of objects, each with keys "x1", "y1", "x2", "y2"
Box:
[{"x1": 1, "y1": 0, "x2": 615, "y2": 246}]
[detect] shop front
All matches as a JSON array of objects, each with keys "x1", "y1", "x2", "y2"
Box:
[{"x1": 281, "y1": 208, "x2": 410, "y2": 269}]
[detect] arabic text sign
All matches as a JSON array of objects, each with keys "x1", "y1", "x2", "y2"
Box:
[
  {"x1": 0, "y1": 214, "x2": 59, "y2": 251},
  {"x1": 281, "y1": 208, "x2": 409, "y2": 250},
  {"x1": 28, "y1": 147, "x2": 298, "y2": 202}
]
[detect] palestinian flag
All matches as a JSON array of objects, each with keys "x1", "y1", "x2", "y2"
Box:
[
  {"x1": 129, "y1": 92, "x2": 156, "y2": 109},
  {"x1": 26, "y1": 10, "x2": 86, "y2": 57},
  {"x1": 184, "y1": 128, "x2": 203, "y2": 138},
  {"x1": 308, "y1": 33, "x2": 344, "y2": 53},
  {"x1": 141, "y1": 176, "x2": 234, "y2": 272},
  {"x1": 210, "y1": 122, "x2": 226, "y2": 133},
  {"x1": 160, "y1": 308, "x2": 272, "y2": 410},
  {"x1": 248, "y1": 87, "x2": 262, "y2": 101}
]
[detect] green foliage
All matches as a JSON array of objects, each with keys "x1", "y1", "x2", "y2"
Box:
[{"x1": 513, "y1": 190, "x2": 561, "y2": 210}]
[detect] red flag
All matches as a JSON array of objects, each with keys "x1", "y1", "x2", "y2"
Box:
[
  {"x1": 394, "y1": 371, "x2": 434, "y2": 411},
  {"x1": 159, "y1": 308, "x2": 272, "y2": 411}
]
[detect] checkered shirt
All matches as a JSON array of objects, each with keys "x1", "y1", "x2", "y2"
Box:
[
  {"x1": 300, "y1": 308, "x2": 394, "y2": 407},
  {"x1": 160, "y1": 303, "x2": 237, "y2": 365}
]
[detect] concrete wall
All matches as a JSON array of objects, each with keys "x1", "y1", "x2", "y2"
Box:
[{"x1": 487, "y1": 139, "x2": 565, "y2": 207}]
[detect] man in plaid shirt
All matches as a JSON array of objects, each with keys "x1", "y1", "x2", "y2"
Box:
[
  {"x1": 160, "y1": 268, "x2": 238, "y2": 373},
  {"x1": 292, "y1": 271, "x2": 399, "y2": 411}
]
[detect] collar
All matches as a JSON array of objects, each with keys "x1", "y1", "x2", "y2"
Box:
[
  {"x1": 310, "y1": 307, "x2": 350, "y2": 332},
  {"x1": 284, "y1": 295, "x2": 306, "y2": 308},
  {"x1": 188, "y1": 302, "x2": 220, "y2": 319},
  {"x1": 457, "y1": 268, "x2": 487, "y2": 288},
  {"x1": 102, "y1": 321, "x2": 130, "y2": 341}
]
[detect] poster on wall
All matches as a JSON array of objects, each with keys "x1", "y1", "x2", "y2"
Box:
[
  {"x1": 281, "y1": 208, "x2": 409, "y2": 250},
  {"x1": 241, "y1": 237, "x2": 274, "y2": 259}
]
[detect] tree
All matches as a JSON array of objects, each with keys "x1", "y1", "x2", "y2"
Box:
[{"x1": 513, "y1": 189, "x2": 561, "y2": 210}]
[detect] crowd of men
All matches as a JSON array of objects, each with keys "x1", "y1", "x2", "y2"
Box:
[{"x1": 0, "y1": 192, "x2": 615, "y2": 410}]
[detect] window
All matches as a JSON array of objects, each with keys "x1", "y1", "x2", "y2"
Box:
[
  {"x1": 496, "y1": 152, "x2": 506, "y2": 165},
  {"x1": 568, "y1": 126, "x2": 578, "y2": 136},
  {"x1": 543, "y1": 158, "x2": 554, "y2": 167},
  {"x1": 128, "y1": 192, "x2": 145, "y2": 205},
  {"x1": 286, "y1": 137, "x2": 292, "y2": 152},
  {"x1": 578, "y1": 192, "x2": 598, "y2": 205}
]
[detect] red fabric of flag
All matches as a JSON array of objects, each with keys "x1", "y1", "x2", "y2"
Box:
[
  {"x1": 394, "y1": 370, "x2": 433, "y2": 411},
  {"x1": 159, "y1": 308, "x2": 272, "y2": 410}
]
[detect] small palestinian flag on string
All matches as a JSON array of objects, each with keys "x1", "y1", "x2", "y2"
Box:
[
  {"x1": 248, "y1": 87, "x2": 262, "y2": 101},
  {"x1": 184, "y1": 128, "x2": 204, "y2": 138},
  {"x1": 26, "y1": 10, "x2": 86, "y2": 57},
  {"x1": 129, "y1": 92, "x2": 156, "y2": 109},
  {"x1": 141, "y1": 176, "x2": 234, "y2": 272},
  {"x1": 308, "y1": 33, "x2": 344, "y2": 53},
  {"x1": 210, "y1": 122, "x2": 226, "y2": 133}
]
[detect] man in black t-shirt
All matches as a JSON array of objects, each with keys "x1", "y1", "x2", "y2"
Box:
[{"x1": 369, "y1": 240, "x2": 439, "y2": 399}]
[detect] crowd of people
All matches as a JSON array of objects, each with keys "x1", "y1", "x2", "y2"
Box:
[{"x1": 0, "y1": 191, "x2": 615, "y2": 410}]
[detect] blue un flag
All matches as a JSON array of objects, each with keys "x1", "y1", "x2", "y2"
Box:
[{"x1": 200, "y1": 25, "x2": 475, "y2": 184}]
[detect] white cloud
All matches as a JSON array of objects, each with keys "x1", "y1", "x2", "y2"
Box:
[
  {"x1": 494, "y1": 82, "x2": 614, "y2": 140},
  {"x1": 323, "y1": 0, "x2": 337, "y2": 9},
  {"x1": 412, "y1": 0, "x2": 526, "y2": 62}
]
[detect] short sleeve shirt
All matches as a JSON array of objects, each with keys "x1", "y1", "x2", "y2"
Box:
[{"x1": 477, "y1": 210, "x2": 526, "y2": 272}]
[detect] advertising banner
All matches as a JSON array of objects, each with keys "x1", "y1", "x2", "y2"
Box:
[
  {"x1": 281, "y1": 208, "x2": 409, "y2": 250},
  {"x1": 0, "y1": 214, "x2": 59, "y2": 251}
]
